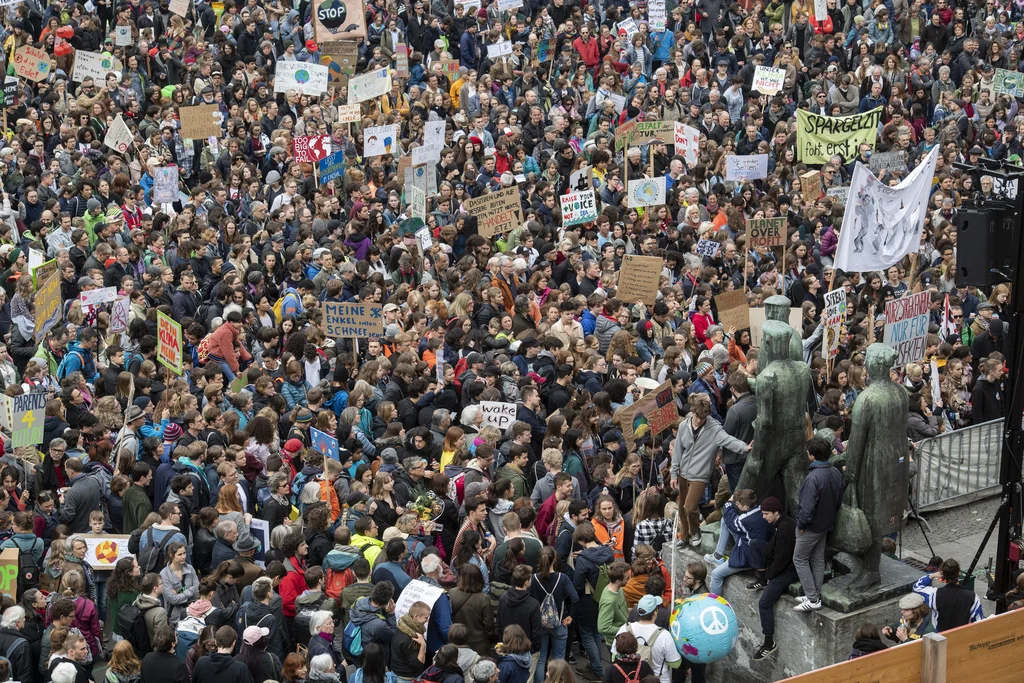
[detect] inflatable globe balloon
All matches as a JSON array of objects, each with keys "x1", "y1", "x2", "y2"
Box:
[{"x1": 669, "y1": 594, "x2": 739, "y2": 664}]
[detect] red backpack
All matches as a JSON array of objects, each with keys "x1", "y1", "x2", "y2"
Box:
[{"x1": 322, "y1": 550, "x2": 359, "y2": 599}]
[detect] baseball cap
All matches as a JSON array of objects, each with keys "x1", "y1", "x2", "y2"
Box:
[
  {"x1": 242, "y1": 625, "x2": 270, "y2": 645},
  {"x1": 637, "y1": 595, "x2": 661, "y2": 616}
]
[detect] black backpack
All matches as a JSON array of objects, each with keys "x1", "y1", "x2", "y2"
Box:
[
  {"x1": 12, "y1": 537, "x2": 41, "y2": 595},
  {"x1": 137, "y1": 528, "x2": 175, "y2": 574},
  {"x1": 119, "y1": 603, "x2": 154, "y2": 656}
]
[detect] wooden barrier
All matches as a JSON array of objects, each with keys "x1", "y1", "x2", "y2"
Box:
[
  {"x1": 781, "y1": 639, "x2": 922, "y2": 682},
  {"x1": 780, "y1": 609, "x2": 1024, "y2": 682}
]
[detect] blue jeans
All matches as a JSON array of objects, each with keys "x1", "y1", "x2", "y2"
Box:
[
  {"x1": 217, "y1": 361, "x2": 237, "y2": 382},
  {"x1": 577, "y1": 621, "x2": 604, "y2": 676},
  {"x1": 725, "y1": 461, "x2": 745, "y2": 492},
  {"x1": 709, "y1": 562, "x2": 747, "y2": 595},
  {"x1": 535, "y1": 624, "x2": 567, "y2": 683},
  {"x1": 714, "y1": 521, "x2": 734, "y2": 557}
]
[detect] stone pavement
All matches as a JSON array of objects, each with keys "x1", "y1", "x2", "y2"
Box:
[{"x1": 899, "y1": 495, "x2": 1001, "y2": 614}]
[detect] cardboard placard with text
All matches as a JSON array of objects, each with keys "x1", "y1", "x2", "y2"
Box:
[
  {"x1": 746, "y1": 217, "x2": 787, "y2": 249},
  {"x1": 617, "y1": 255, "x2": 662, "y2": 306},
  {"x1": 465, "y1": 186, "x2": 523, "y2": 238},
  {"x1": 714, "y1": 290, "x2": 750, "y2": 333},
  {"x1": 179, "y1": 105, "x2": 222, "y2": 139}
]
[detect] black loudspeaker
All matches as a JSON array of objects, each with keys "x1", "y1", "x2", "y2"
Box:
[{"x1": 955, "y1": 207, "x2": 1017, "y2": 287}]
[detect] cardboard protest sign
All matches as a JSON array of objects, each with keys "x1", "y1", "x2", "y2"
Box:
[
  {"x1": 622, "y1": 120, "x2": 676, "y2": 149},
  {"x1": 615, "y1": 119, "x2": 638, "y2": 152},
  {"x1": 627, "y1": 177, "x2": 667, "y2": 208},
  {"x1": 337, "y1": 103, "x2": 361, "y2": 123},
  {"x1": 34, "y1": 272, "x2": 61, "y2": 340},
  {"x1": 824, "y1": 289, "x2": 847, "y2": 359},
  {"x1": 348, "y1": 67, "x2": 391, "y2": 104},
  {"x1": 364, "y1": 125, "x2": 399, "y2": 157},
  {"x1": 32, "y1": 259, "x2": 56, "y2": 290},
  {"x1": 814, "y1": 0, "x2": 828, "y2": 20},
  {"x1": 797, "y1": 107, "x2": 881, "y2": 163},
  {"x1": 465, "y1": 186, "x2": 523, "y2": 238},
  {"x1": 323, "y1": 302, "x2": 384, "y2": 338},
  {"x1": 695, "y1": 239, "x2": 720, "y2": 258},
  {"x1": 748, "y1": 307, "x2": 804, "y2": 348},
  {"x1": 169, "y1": 0, "x2": 189, "y2": 15},
  {"x1": 293, "y1": 135, "x2": 330, "y2": 163},
  {"x1": 801, "y1": 169, "x2": 822, "y2": 204},
  {"x1": 535, "y1": 38, "x2": 555, "y2": 63},
  {"x1": 81, "y1": 535, "x2": 132, "y2": 570},
  {"x1": 746, "y1": 217, "x2": 787, "y2": 249},
  {"x1": 12, "y1": 45, "x2": 51, "y2": 81},
  {"x1": 179, "y1": 105, "x2": 222, "y2": 139},
  {"x1": 883, "y1": 291, "x2": 930, "y2": 366},
  {"x1": 569, "y1": 166, "x2": 593, "y2": 192},
  {"x1": 320, "y1": 41, "x2": 359, "y2": 87},
  {"x1": 274, "y1": 61, "x2": 329, "y2": 96},
  {"x1": 9, "y1": 392, "x2": 46, "y2": 447},
  {"x1": 480, "y1": 402, "x2": 517, "y2": 430},
  {"x1": 725, "y1": 154, "x2": 769, "y2": 181},
  {"x1": 313, "y1": 0, "x2": 367, "y2": 41},
  {"x1": 157, "y1": 311, "x2": 183, "y2": 375},
  {"x1": 616, "y1": 381, "x2": 679, "y2": 450},
  {"x1": 714, "y1": 290, "x2": 750, "y2": 333},
  {"x1": 617, "y1": 255, "x2": 662, "y2": 306},
  {"x1": 560, "y1": 190, "x2": 597, "y2": 227},
  {"x1": 752, "y1": 66, "x2": 785, "y2": 95}
]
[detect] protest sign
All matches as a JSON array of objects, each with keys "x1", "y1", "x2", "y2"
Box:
[
  {"x1": 674, "y1": 122, "x2": 700, "y2": 166},
  {"x1": 535, "y1": 38, "x2": 554, "y2": 63},
  {"x1": 395, "y1": 43, "x2": 409, "y2": 78},
  {"x1": 115, "y1": 25, "x2": 132, "y2": 45},
  {"x1": 569, "y1": 166, "x2": 593, "y2": 193},
  {"x1": 436, "y1": 60, "x2": 460, "y2": 78},
  {"x1": 336, "y1": 103, "x2": 361, "y2": 123},
  {"x1": 179, "y1": 105, "x2": 222, "y2": 139},
  {"x1": 312, "y1": 0, "x2": 367, "y2": 41},
  {"x1": 250, "y1": 519, "x2": 270, "y2": 568},
  {"x1": 869, "y1": 150, "x2": 908, "y2": 174},
  {"x1": 71, "y1": 51, "x2": 121, "y2": 83},
  {"x1": 486, "y1": 41, "x2": 513, "y2": 59},
  {"x1": 81, "y1": 287, "x2": 118, "y2": 306},
  {"x1": 649, "y1": 0, "x2": 666, "y2": 30},
  {"x1": 752, "y1": 66, "x2": 786, "y2": 95},
  {"x1": 616, "y1": 381, "x2": 678, "y2": 450},
  {"x1": 617, "y1": 255, "x2": 662, "y2": 306},
  {"x1": 715, "y1": 290, "x2": 750, "y2": 333},
  {"x1": 311, "y1": 427, "x2": 340, "y2": 460},
  {"x1": 34, "y1": 272, "x2": 61, "y2": 340},
  {"x1": 32, "y1": 260, "x2": 56, "y2": 290},
  {"x1": 294, "y1": 135, "x2": 330, "y2": 163},
  {"x1": 103, "y1": 114, "x2": 133, "y2": 153},
  {"x1": 10, "y1": 390, "x2": 45, "y2": 447},
  {"x1": 110, "y1": 297, "x2": 130, "y2": 334},
  {"x1": 480, "y1": 401, "x2": 517, "y2": 431},
  {"x1": 725, "y1": 154, "x2": 769, "y2": 181},
  {"x1": 465, "y1": 186, "x2": 523, "y2": 238},
  {"x1": 12, "y1": 45, "x2": 51, "y2": 81},
  {"x1": 497, "y1": 0, "x2": 523, "y2": 11},
  {"x1": 797, "y1": 107, "x2": 881, "y2": 163},
  {"x1": 319, "y1": 150, "x2": 346, "y2": 184},
  {"x1": 826, "y1": 186, "x2": 850, "y2": 204},
  {"x1": 320, "y1": 41, "x2": 359, "y2": 87},
  {"x1": 410, "y1": 185, "x2": 427, "y2": 221},
  {"x1": 747, "y1": 217, "x2": 787, "y2": 249},
  {"x1": 323, "y1": 302, "x2": 384, "y2": 338},
  {"x1": 622, "y1": 120, "x2": 676, "y2": 149},
  {"x1": 695, "y1": 239, "x2": 720, "y2": 258},
  {"x1": 348, "y1": 67, "x2": 391, "y2": 104},
  {"x1": 883, "y1": 291, "x2": 930, "y2": 366},
  {"x1": 157, "y1": 311, "x2": 183, "y2": 375},
  {"x1": 411, "y1": 143, "x2": 439, "y2": 166},
  {"x1": 416, "y1": 227, "x2": 433, "y2": 253},
  {"x1": 824, "y1": 289, "x2": 847, "y2": 359},
  {"x1": 81, "y1": 535, "x2": 132, "y2": 570},
  {"x1": 814, "y1": 0, "x2": 827, "y2": 20},
  {"x1": 617, "y1": 18, "x2": 639, "y2": 41},
  {"x1": 153, "y1": 166, "x2": 178, "y2": 204},
  {"x1": 993, "y1": 68, "x2": 1024, "y2": 98},
  {"x1": 28, "y1": 249, "x2": 42, "y2": 273},
  {"x1": 274, "y1": 61, "x2": 329, "y2": 96},
  {"x1": 627, "y1": 177, "x2": 667, "y2": 208},
  {"x1": 169, "y1": 0, "x2": 189, "y2": 15},
  {"x1": 395, "y1": 579, "x2": 445, "y2": 620},
  {"x1": 560, "y1": 190, "x2": 597, "y2": 227},
  {"x1": 1, "y1": 78, "x2": 17, "y2": 108},
  {"x1": 801, "y1": 169, "x2": 822, "y2": 204},
  {"x1": 364, "y1": 125, "x2": 399, "y2": 157},
  {"x1": 0, "y1": 548, "x2": 16, "y2": 600},
  {"x1": 748, "y1": 307, "x2": 804, "y2": 348}
]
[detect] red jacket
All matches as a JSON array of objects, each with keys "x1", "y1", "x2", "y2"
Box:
[
  {"x1": 279, "y1": 556, "x2": 307, "y2": 618},
  {"x1": 204, "y1": 323, "x2": 252, "y2": 373},
  {"x1": 573, "y1": 36, "x2": 601, "y2": 69},
  {"x1": 536, "y1": 493, "x2": 558, "y2": 542}
]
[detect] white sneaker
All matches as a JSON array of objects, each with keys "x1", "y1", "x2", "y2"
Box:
[
  {"x1": 689, "y1": 533, "x2": 702, "y2": 547},
  {"x1": 794, "y1": 599, "x2": 822, "y2": 612}
]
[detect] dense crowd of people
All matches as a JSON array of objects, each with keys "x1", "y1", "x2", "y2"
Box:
[{"x1": 0, "y1": 0, "x2": 1015, "y2": 679}]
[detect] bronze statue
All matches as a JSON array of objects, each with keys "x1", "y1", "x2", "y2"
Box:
[{"x1": 842, "y1": 343, "x2": 910, "y2": 590}]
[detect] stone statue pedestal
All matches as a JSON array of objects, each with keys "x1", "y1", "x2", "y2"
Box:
[{"x1": 664, "y1": 534, "x2": 924, "y2": 681}]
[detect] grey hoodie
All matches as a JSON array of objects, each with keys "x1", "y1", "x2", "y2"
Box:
[
  {"x1": 530, "y1": 471, "x2": 582, "y2": 507},
  {"x1": 671, "y1": 415, "x2": 749, "y2": 482}
]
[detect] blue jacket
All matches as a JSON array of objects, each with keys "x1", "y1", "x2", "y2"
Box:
[
  {"x1": 796, "y1": 460, "x2": 844, "y2": 533},
  {"x1": 460, "y1": 31, "x2": 479, "y2": 70},
  {"x1": 60, "y1": 342, "x2": 99, "y2": 383},
  {"x1": 581, "y1": 309, "x2": 597, "y2": 336},
  {"x1": 498, "y1": 653, "x2": 532, "y2": 683},
  {"x1": 721, "y1": 502, "x2": 773, "y2": 569},
  {"x1": 282, "y1": 378, "x2": 311, "y2": 411},
  {"x1": 280, "y1": 287, "x2": 303, "y2": 319}
]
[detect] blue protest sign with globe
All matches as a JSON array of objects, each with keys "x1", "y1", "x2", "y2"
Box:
[{"x1": 670, "y1": 594, "x2": 739, "y2": 664}]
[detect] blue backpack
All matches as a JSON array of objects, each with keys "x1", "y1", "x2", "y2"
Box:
[
  {"x1": 342, "y1": 619, "x2": 364, "y2": 661},
  {"x1": 56, "y1": 349, "x2": 85, "y2": 381}
]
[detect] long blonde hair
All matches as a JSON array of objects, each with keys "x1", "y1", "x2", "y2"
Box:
[{"x1": 216, "y1": 484, "x2": 244, "y2": 514}]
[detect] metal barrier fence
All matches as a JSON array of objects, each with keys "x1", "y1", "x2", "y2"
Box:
[{"x1": 913, "y1": 419, "x2": 1005, "y2": 512}]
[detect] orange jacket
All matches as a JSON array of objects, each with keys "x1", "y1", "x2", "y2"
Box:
[
  {"x1": 204, "y1": 324, "x2": 252, "y2": 373},
  {"x1": 593, "y1": 516, "x2": 626, "y2": 562}
]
